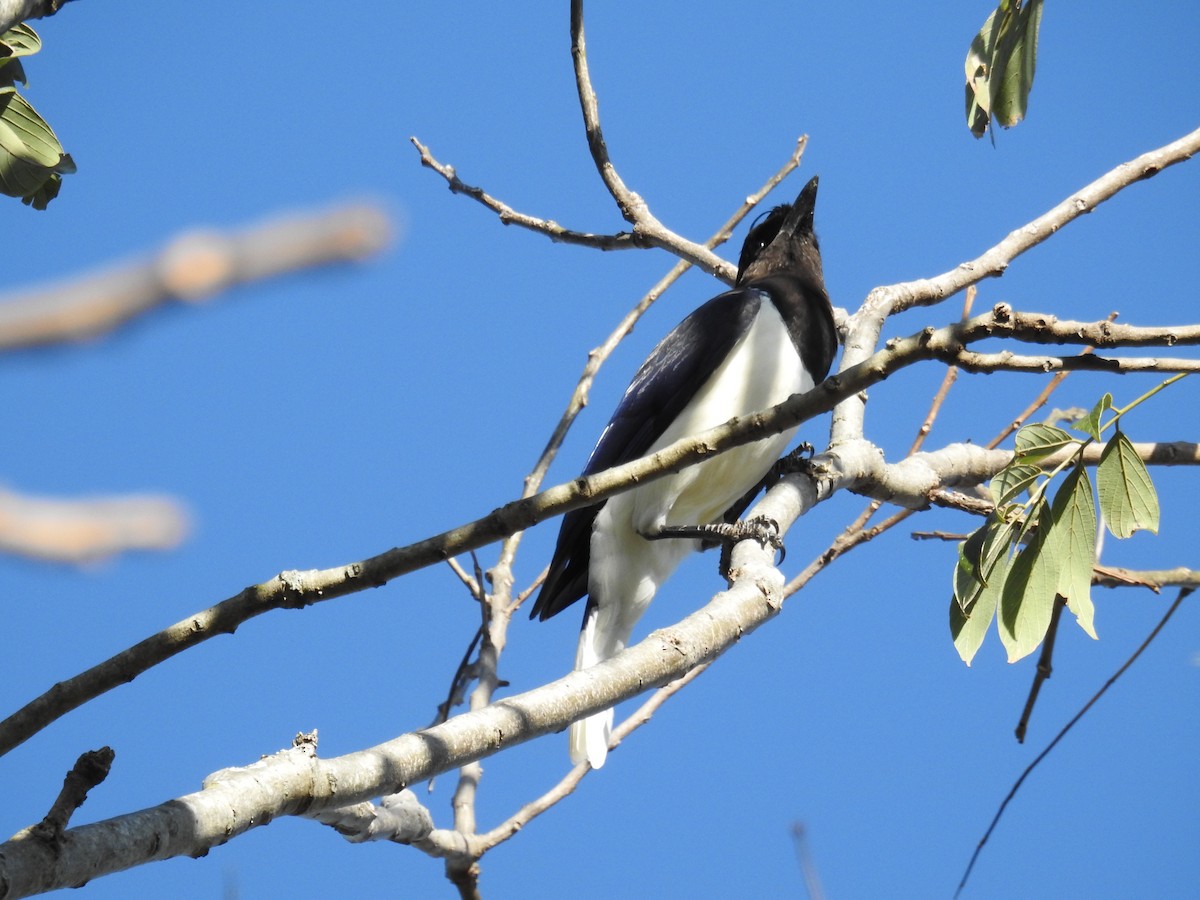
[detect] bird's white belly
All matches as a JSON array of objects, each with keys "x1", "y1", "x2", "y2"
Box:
[
  {"x1": 587, "y1": 300, "x2": 812, "y2": 649},
  {"x1": 627, "y1": 299, "x2": 810, "y2": 531}
]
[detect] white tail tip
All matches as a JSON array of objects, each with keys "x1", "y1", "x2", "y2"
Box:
[{"x1": 569, "y1": 708, "x2": 613, "y2": 769}]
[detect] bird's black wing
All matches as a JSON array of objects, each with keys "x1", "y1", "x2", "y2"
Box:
[{"x1": 531, "y1": 289, "x2": 763, "y2": 620}]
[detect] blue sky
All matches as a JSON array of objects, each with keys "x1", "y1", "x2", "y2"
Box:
[{"x1": 2, "y1": 2, "x2": 1198, "y2": 898}]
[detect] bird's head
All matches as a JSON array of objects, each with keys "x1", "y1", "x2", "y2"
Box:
[{"x1": 736, "y1": 176, "x2": 822, "y2": 285}]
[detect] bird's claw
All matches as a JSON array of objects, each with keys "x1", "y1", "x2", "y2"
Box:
[{"x1": 739, "y1": 516, "x2": 786, "y2": 563}]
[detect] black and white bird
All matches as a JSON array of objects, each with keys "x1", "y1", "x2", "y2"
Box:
[{"x1": 530, "y1": 176, "x2": 837, "y2": 768}]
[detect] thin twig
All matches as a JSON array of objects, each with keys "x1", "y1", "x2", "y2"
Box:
[
  {"x1": 786, "y1": 507, "x2": 916, "y2": 598},
  {"x1": 832, "y1": 125, "x2": 1200, "y2": 447},
  {"x1": 954, "y1": 587, "x2": 1194, "y2": 898},
  {"x1": 568, "y1": 0, "x2": 732, "y2": 279},
  {"x1": 18, "y1": 747, "x2": 115, "y2": 846},
  {"x1": 410, "y1": 137, "x2": 640, "y2": 251},
  {"x1": 910, "y1": 285, "x2": 975, "y2": 456},
  {"x1": 475, "y1": 663, "x2": 710, "y2": 851},
  {"x1": 518, "y1": 137, "x2": 808, "y2": 508},
  {"x1": 445, "y1": 558, "x2": 484, "y2": 603},
  {"x1": 984, "y1": 313, "x2": 1116, "y2": 450},
  {"x1": 790, "y1": 287, "x2": 974, "y2": 593},
  {"x1": 1013, "y1": 597, "x2": 1066, "y2": 743},
  {"x1": 430, "y1": 627, "x2": 484, "y2": 728}
]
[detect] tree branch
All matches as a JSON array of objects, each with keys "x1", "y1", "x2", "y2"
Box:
[
  {"x1": 0, "y1": 530, "x2": 792, "y2": 898},
  {"x1": 0, "y1": 489, "x2": 187, "y2": 563},
  {"x1": 832, "y1": 123, "x2": 1200, "y2": 445},
  {"x1": 0, "y1": 204, "x2": 391, "y2": 352},
  {"x1": 4, "y1": 302, "x2": 1196, "y2": 757},
  {"x1": 410, "y1": 137, "x2": 641, "y2": 251},
  {"x1": 568, "y1": 0, "x2": 736, "y2": 280}
]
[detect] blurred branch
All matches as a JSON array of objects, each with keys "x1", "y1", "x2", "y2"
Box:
[
  {"x1": 0, "y1": 203, "x2": 391, "y2": 352},
  {"x1": 791, "y1": 822, "x2": 827, "y2": 900},
  {"x1": 0, "y1": 488, "x2": 187, "y2": 563},
  {"x1": 0, "y1": 0, "x2": 74, "y2": 34}
]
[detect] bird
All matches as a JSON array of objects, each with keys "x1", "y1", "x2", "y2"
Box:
[{"x1": 530, "y1": 176, "x2": 837, "y2": 769}]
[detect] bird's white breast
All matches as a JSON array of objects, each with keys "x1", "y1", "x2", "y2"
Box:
[
  {"x1": 628, "y1": 296, "x2": 810, "y2": 530},
  {"x1": 588, "y1": 297, "x2": 811, "y2": 640}
]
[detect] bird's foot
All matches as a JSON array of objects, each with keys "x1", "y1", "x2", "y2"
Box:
[
  {"x1": 646, "y1": 516, "x2": 785, "y2": 564},
  {"x1": 774, "y1": 442, "x2": 817, "y2": 477},
  {"x1": 723, "y1": 516, "x2": 784, "y2": 555}
]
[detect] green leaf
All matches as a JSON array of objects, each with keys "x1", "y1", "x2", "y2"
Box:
[
  {"x1": 1097, "y1": 430, "x2": 1160, "y2": 538},
  {"x1": 951, "y1": 520, "x2": 1015, "y2": 665},
  {"x1": 0, "y1": 87, "x2": 73, "y2": 208},
  {"x1": 1071, "y1": 393, "x2": 1113, "y2": 442},
  {"x1": 999, "y1": 499, "x2": 1057, "y2": 662},
  {"x1": 989, "y1": 462, "x2": 1042, "y2": 507},
  {"x1": 0, "y1": 57, "x2": 27, "y2": 90},
  {"x1": 0, "y1": 24, "x2": 43, "y2": 59},
  {"x1": 1013, "y1": 422, "x2": 1078, "y2": 463},
  {"x1": 1047, "y1": 464, "x2": 1098, "y2": 639},
  {"x1": 965, "y1": 0, "x2": 1044, "y2": 138}
]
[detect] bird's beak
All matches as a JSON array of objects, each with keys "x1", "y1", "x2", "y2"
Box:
[{"x1": 781, "y1": 176, "x2": 818, "y2": 237}]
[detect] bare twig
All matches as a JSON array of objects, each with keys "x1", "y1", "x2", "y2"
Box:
[
  {"x1": 410, "y1": 137, "x2": 640, "y2": 251},
  {"x1": 1093, "y1": 566, "x2": 1200, "y2": 590},
  {"x1": 912, "y1": 285, "x2": 976, "y2": 456},
  {"x1": 15, "y1": 747, "x2": 115, "y2": 846},
  {"x1": 1013, "y1": 597, "x2": 1067, "y2": 743},
  {"x1": 955, "y1": 587, "x2": 1194, "y2": 898},
  {"x1": 0, "y1": 204, "x2": 390, "y2": 352},
  {"x1": 518, "y1": 136, "x2": 808, "y2": 510},
  {"x1": 984, "y1": 313, "x2": 1116, "y2": 449},
  {"x1": 430, "y1": 627, "x2": 483, "y2": 728},
  {"x1": 832, "y1": 125, "x2": 1200, "y2": 447},
  {"x1": 474, "y1": 663, "x2": 711, "y2": 852},
  {"x1": 786, "y1": 506, "x2": 916, "y2": 598},
  {"x1": 948, "y1": 350, "x2": 1200, "y2": 375},
  {"x1": 568, "y1": 0, "x2": 733, "y2": 279},
  {"x1": 1, "y1": 414, "x2": 1190, "y2": 761}
]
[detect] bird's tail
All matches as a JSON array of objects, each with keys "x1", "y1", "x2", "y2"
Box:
[{"x1": 570, "y1": 602, "x2": 615, "y2": 769}]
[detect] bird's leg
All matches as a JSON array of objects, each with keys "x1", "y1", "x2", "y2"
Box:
[
  {"x1": 643, "y1": 516, "x2": 784, "y2": 566},
  {"x1": 703, "y1": 442, "x2": 818, "y2": 553}
]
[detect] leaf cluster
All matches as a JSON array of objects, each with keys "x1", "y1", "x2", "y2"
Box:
[
  {"x1": 951, "y1": 391, "x2": 1163, "y2": 665},
  {"x1": 965, "y1": 0, "x2": 1043, "y2": 138},
  {"x1": 0, "y1": 24, "x2": 74, "y2": 209}
]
